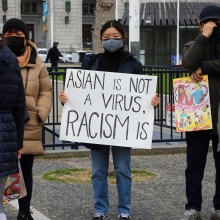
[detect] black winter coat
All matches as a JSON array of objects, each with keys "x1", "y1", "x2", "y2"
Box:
[
  {"x1": 0, "y1": 44, "x2": 25, "y2": 177},
  {"x1": 46, "y1": 46, "x2": 62, "y2": 63},
  {"x1": 183, "y1": 35, "x2": 220, "y2": 134}
]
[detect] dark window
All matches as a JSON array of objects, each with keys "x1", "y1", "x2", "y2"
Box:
[
  {"x1": 90, "y1": 4, "x2": 95, "y2": 14},
  {"x1": 24, "y1": 2, "x2": 30, "y2": 13},
  {"x1": 83, "y1": 3, "x2": 88, "y2": 15},
  {"x1": 154, "y1": 29, "x2": 170, "y2": 55},
  {"x1": 21, "y1": 2, "x2": 37, "y2": 14},
  {"x1": 31, "y1": 3, "x2": 37, "y2": 13},
  {"x1": 140, "y1": 29, "x2": 153, "y2": 54},
  {"x1": 83, "y1": 3, "x2": 95, "y2": 15},
  {"x1": 171, "y1": 29, "x2": 177, "y2": 54},
  {"x1": 139, "y1": 28, "x2": 199, "y2": 65}
]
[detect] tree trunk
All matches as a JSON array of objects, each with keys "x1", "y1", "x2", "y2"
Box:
[
  {"x1": 93, "y1": 0, "x2": 116, "y2": 54},
  {"x1": 93, "y1": 0, "x2": 116, "y2": 175}
]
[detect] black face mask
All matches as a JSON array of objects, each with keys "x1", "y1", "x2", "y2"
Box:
[
  {"x1": 6, "y1": 36, "x2": 25, "y2": 56},
  {"x1": 212, "y1": 23, "x2": 220, "y2": 39}
]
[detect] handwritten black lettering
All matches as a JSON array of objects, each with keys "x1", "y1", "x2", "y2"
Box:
[
  {"x1": 113, "y1": 79, "x2": 121, "y2": 90},
  {"x1": 102, "y1": 94, "x2": 141, "y2": 113},
  {"x1": 140, "y1": 122, "x2": 149, "y2": 140},
  {"x1": 103, "y1": 114, "x2": 113, "y2": 138},
  {"x1": 115, "y1": 94, "x2": 123, "y2": 111},
  {"x1": 67, "y1": 71, "x2": 75, "y2": 88},
  {"x1": 124, "y1": 96, "x2": 133, "y2": 111},
  {"x1": 84, "y1": 94, "x2": 92, "y2": 105},
  {"x1": 132, "y1": 96, "x2": 141, "y2": 112},
  {"x1": 94, "y1": 73, "x2": 105, "y2": 90},
  {"x1": 102, "y1": 94, "x2": 113, "y2": 109},
  {"x1": 66, "y1": 111, "x2": 131, "y2": 141},
  {"x1": 113, "y1": 115, "x2": 129, "y2": 140},
  {"x1": 89, "y1": 112, "x2": 99, "y2": 138},
  {"x1": 84, "y1": 73, "x2": 93, "y2": 89},
  {"x1": 75, "y1": 70, "x2": 83, "y2": 88},
  {"x1": 77, "y1": 112, "x2": 89, "y2": 137},
  {"x1": 136, "y1": 121, "x2": 149, "y2": 140},
  {"x1": 129, "y1": 77, "x2": 152, "y2": 94},
  {"x1": 68, "y1": 70, "x2": 105, "y2": 90},
  {"x1": 66, "y1": 110, "x2": 78, "y2": 136}
]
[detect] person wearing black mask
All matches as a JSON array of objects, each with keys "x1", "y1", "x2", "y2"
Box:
[
  {"x1": 2, "y1": 18, "x2": 52, "y2": 220},
  {"x1": 46, "y1": 42, "x2": 63, "y2": 72},
  {"x1": 181, "y1": 5, "x2": 220, "y2": 220}
]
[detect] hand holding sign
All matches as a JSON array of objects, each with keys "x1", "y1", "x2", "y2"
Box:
[
  {"x1": 190, "y1": 67, "x2": 203, "y2": 83},
  {"x1": 151, "y1": 93, "x2": 160, "y2": 107},
  {"x1": 59, "y1": 91, "x2": 68, "y2": 104}
]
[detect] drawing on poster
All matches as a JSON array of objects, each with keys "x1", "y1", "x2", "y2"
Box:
[{"x1": 173, "y1": 75, "x2": 212, "y2": 132}]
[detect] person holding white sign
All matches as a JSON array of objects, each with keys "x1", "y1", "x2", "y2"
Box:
[{"x1": 59, "y1": 20, "x2": 159, "y2": 220}]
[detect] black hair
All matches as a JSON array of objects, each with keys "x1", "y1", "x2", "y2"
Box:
[
  {"x1": 100, "y1": 20, "x2": 126, "y2": 40},
  {"x1": 200, "y1": 18, "x2": 218, "y2": 24}
]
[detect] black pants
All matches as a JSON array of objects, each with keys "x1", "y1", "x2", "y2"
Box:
[
  {"x1": 18, "y1": 155, "x2": 34, "y2": 212},
  {"x1": 185, "y1": 131, "x2": 220, "y2": 211},
  {"x1": 48, "y1": 60, "x2": 58, "y2": 72}
]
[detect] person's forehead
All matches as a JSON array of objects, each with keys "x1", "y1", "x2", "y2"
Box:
[{"x1": 103, "y1": 27, "x2": 120, "y2": 34}]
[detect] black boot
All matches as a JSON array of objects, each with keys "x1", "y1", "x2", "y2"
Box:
[{"x1": 17, "y1": 211, "x2": 34, "y2": 220}]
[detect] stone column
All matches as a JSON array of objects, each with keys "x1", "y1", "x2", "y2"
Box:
[{"x1": 93, "y1": 0, "x2": 116, "y2": 54}]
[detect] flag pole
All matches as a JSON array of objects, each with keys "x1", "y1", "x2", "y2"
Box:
[{"x1": 176, "y1": 0, "x2": 180, "y2": 65}]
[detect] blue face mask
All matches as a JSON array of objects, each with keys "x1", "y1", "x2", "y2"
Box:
[{"x1": 102, "y1": 38, "x2": 123, "y2": 53}]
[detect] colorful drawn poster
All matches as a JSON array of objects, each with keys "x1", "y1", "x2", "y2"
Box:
[
  {"x1": 2, "y1": 161, "x2": 27, "y2": 203},
  {"x1": 173, "y1": 75, "x2": 212, "y2": 132}
]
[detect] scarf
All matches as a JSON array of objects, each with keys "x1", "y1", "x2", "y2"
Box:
[{"x1": 17, "y1": 46, "x2": 31, "y2": 68}]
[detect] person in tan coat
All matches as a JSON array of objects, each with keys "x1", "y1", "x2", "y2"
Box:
[{"x1": 2, "y1": 18, "x2": 52, "y2": 220}]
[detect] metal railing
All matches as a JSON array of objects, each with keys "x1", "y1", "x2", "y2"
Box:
[
  {"x1": 144, "y1": 65, "x2": 189, "y2": 143},
  {"x1": 42, "y1": 66, "x2": 189, "y2": 150}
]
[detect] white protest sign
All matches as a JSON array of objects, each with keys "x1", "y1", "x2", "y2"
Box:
[{"x1": 59, "y1": 69, "x2": 157, "y2": 149}]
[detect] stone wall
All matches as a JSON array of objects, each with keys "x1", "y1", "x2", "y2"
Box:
[
  {"x1": 47, "y1": 0, "x2": 83, "y2": 52},
  {"x1": 0, "y1": 0, "x2": 128, "y2": 53},
  {"x1": 0, "y1": 0, "x2": 21, "y2": 35}
]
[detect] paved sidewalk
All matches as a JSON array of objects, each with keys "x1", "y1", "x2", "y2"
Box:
[{"x1": 4, "y1": 152, "x2": 216, "y2": 220}]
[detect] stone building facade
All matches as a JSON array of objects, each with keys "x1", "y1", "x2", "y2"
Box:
[{"x1": 0, "y1": 0, "x2": 126, "y2": 53}]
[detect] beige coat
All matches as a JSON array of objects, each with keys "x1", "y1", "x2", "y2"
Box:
[{"x1": 20, "y1": 41, "x2": 52, "y2": 155}]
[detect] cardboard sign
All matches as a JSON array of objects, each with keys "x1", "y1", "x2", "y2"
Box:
[{"x1": 60, "y1": 69, "x2": 157, "y2": 149}]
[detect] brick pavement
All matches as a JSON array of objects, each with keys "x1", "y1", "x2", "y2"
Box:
[{"x1": 3, "y1": 153, "x2": 217, "y2": 220}]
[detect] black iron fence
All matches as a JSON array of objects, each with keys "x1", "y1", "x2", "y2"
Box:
[{"x1": 42, "y1": 66, "x2": 189, "y2": 150}]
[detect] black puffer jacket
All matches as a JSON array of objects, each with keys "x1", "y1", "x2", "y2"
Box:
[
  {"x1": 0, "y1": 44, "x2": 25, "y2": 177},
  {"x1": 183, "y1": 35, "x2": 220, "y2": 134}
]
